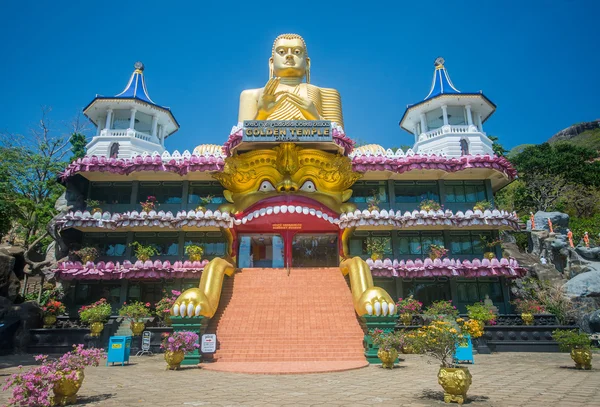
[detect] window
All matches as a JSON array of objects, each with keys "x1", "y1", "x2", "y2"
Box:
[
  {"x1": 188, "y1": 182, "x2": 226, "y2": 205},
  {"x1": 397, "y1": 232, "x2": 444, "y2": 256},
  {"x1": 184, "y1": 232, "x2": 227, "y2": 259},
  {"x1": 82, "y1": 233, "x2": 127, "y2": 257},
  {"x1": 402, "y1": 279, "x2": 451, "y2": 307},
  {"x1": 394, "y1": 181, "x2": 439, "y2": 204},
  {"x1": 460, "y1": 139, "x2": 469, "y2": 155},
  {"x1": 446, "y1": 106, "x2": 467, "y2": 126},
  {"x1": 109, "y1": 143, "x2": 120, "y2": 158},
  {"x1": 134, "y1": 232, "x2": 179, "y2": 256},
  {"x1": 349, "y1": 181, "x2": 388, "y2": 204},
  {"x1": 444, "y1": 181, "x2": 486, "y2": 203},
  {"x1": 425, "y1": 107, "x2": 444, "y2": 130},
  {"x1": 348, "y1": 231, "x2": 392, "y2": 258},
  {"x1": 449, "y1": 231, "x2": 491, "y2": 255},
  {"x1": 89, "y1": 182, "x2": 132, "y2": 205},
  {"x1": 138, "y1": 182, "x2": 183, "y2": 204}
]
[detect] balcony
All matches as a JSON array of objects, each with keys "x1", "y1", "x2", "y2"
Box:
[
  {"x1": 99, "y1": 128, "x2": 160, "y2": 144},
  {"x1": 418, "y1": 124, "x2": 482, "y2": 142}
]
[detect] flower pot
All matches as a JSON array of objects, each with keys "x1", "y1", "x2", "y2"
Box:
[
  {"x1": 483, "y1": 252, "x2": 495, "y2": 260},
  {"x1": 521, "y1": 313, "x2": 534, "y2": 325},
  {"x1": 570, "y1": 348, "x2": 592, "y2": 370},
  {"x1": 43, "y1": 315, "x2": 57, "y2": 328},
  {"x1": 81, "y1": 255, "x2": 96, "y2": 263},
  {"x1": 91, "y1": 208, "x2": 102, "y2": 215},
  {"x1": 90, "y1": 322, "x2": 104, "y2": 337},
  {"x1": 163, "y1": 315, "x2": 172, "y2": 327},
  {"x1": 189, "y1": 254, "x2": 202, "y2": 262},
  {"x1": 438, "y1": 367, "x2": 472, "y2": 405},
  {"x1": 370, "y1": 253, "x2": 382, "y2": 261},
  {"x1": 400, "y1": 313, "x2": 413, "y2": 326},
  {"x1": 51, "y1": 370, "x2": 84, "y2": 406},
  {"x1": 130, "y1": 321, "x2": 145, "y2": 336},
  {"x1": 165, "y1": 350, "x2": 185, "y2": 370},
  {"x1": 377, "y1": 348, "x2": 398, "y2": 369}
]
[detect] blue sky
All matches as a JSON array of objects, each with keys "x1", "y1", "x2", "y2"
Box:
[{"x1": 0, "y1": 0, "x2": 598, "y2": 153}]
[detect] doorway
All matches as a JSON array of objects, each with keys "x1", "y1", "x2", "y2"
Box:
[{"x1": 238, "y1": 234, "x2": 284, "y2": 268}]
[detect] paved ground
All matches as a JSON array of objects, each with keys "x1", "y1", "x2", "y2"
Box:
[{"x1": 1, "y1": 352, "x2": 599, "y2": 406}]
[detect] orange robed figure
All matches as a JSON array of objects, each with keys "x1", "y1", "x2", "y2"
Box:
[
  {"x1": 584, "y1": 232, "x2": 590, "y2": 248},
  {"x1": 567, "y1": 229, "x2": 574, "y2": 248}
]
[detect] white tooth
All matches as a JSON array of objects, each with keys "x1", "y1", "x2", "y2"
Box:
[
  {"x1": 316, "y1": 211, "x2": 323, "y2": 218},
  {"x1": 173, "y1": 304, "x2": 179, "y2": 316},
  {"x1": 366, "y1": 304, "x2": 373, "y2": 315},
  {"x1": 374, "y1": 301, "x2": 382, "y2": 316},
  {"x1": 309, "y1": 208, "x2": 316, "y2": 216},
  {"x1": 259, "y1": 208, "x2": 266, "y2": 216},
  {"x1": 248, "y1": 213, "x2": 254, "y2": 221},
  {"x1": 180, "y1": 301, "x2": 186, "y2": 317},
  {"x1": 253, "y1": 210, "x2": 260, "y2": 218},
  {"x1": 288, "y1": 205, "x2": 296, "y2": 213},
  {"x1": 187, "y1": 303, "x2": 194, "y2": 317},
  {"x1": 382, "y1": 302, "x2": 389, "y2": 316},
  {"x1": 302, "y1": 207, "x2": 309, "y2": 215},
  {"x1": 281, "y1": 205, "x2": 288, "y2": 214},
  {"x1": 234, "y1": 219, "x2": 241, "y2": 225},
  {"x1": 242, "y1": 217, "x2": 248, "y2": 224},
  {"x1": 389, "y1": 303, "x2": 396, "y2": 315},
  {"x1": 295, "y1": 205, "x2": 302, "y2": 213},
  {"x1": 274, "y1": 206, "x2": 280, "y2": 214},
  {"x1": 266, "y1": 207, "x2": 273, "y2": 215},
  {"x1": 195, "y1": 304, "x2": 202, "y2": 316}
]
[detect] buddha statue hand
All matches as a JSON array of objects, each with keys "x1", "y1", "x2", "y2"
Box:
[
  {"x1": 256, "y1": 78, "x2": 287, "y2": 120},
  {"x1": 274, "y1": 90, "x2": 322, "y2": 120},
  {"x1": 340, "y1": 257, "x2": 396, "y2": 317},
  {"x1": 171, "y1": 257, "x2": 235, "y2": 318}
]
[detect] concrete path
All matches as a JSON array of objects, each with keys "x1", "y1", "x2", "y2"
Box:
[{"x1": 1, "y1": 352, "x2": 599, "y2": 406}]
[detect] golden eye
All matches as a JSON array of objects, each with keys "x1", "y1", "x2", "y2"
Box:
[
  {"x1": 259, "y1": 180, "x2": 276, "y2": 192},
  {"x1": 294, "y1": 49, "x2": 301, "y2": 55},
  {"x1": 299, "y1": 180, "x2": 316, "y2": 193},
  {"x1": 278, "y1": 49, "x2": 285, "y2": 55}
]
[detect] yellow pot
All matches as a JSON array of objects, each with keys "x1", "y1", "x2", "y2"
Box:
[
  {"x1": 521, "y1": 313, "x2": 534, "y2": 325},
  {"x1": 370, "y1": 253, "x2": 382, "y2": 261},
  {"x1": 130, "y1": 321, "x2": 145, "y2": 336},
  {"x1": 90, "y1": 322, "x2": 104, "y2": 337},
  {"x1": 51, "y1": 370, "x2": 84, "y2": 406},
  {"x1": 163, "y1": 315, "x2": 172, "y2": 327},
  {"x1": 400, "y1": 313, "x2": 413, "y2": 326},
  {"x1": 91, "y1": 208, "x2": 102, "y2": 215},
  {"x1": 438, "y1": 367, "x2": 472, "y2": 405},
  {"x1": 165, "y1": 350, "x2": 185, "y2": 370},
  {"x1": 377, "y1": 348, "x2": 398, "y2": 369},
  {"x1": 43, "y1": 315, "x2": 57, "y2": 328},
  {"x1": 81, "y1": 255, "x2": 95, "y2": 263},
  {"x1": 483, "y1": 252, "x2": 495, "y2": 260},
  {"x1": 571, "y1": 348, "x2": 592, "y2": 370},
  {"x1": 189, "y1": 254, "x2": 202, "y2": 262}
]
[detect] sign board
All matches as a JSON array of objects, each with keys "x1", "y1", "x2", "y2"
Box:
[
  {"x1": 201, "y1": 334, "x2": 217, "y2": 353},
  {"x1": 111, "y1": 343, "x2": 122, "y2": 349},
  {"x1": 242, "y1": 120, "x2": 332, "y2": 143},
  {"x1": 141, "y1": 331, "x2": 151, "y2": 351},
  {"x1": 272, "y1": 223, "x2": 302, "y2": 230}
]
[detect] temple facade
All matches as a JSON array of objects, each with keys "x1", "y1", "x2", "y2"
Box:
[{"x1": 55, "y1": 49, "x2": 523, "y2": 318}]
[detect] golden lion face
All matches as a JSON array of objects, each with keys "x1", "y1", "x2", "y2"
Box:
[{"x1": 213, "y1": 143, "x2": 360, "y2": 215}]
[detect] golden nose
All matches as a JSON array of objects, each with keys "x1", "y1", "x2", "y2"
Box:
[{"x1": 277, "y1": 179, "x2": 298, "y2": 192}]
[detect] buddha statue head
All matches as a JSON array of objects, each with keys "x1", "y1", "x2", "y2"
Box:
[{"x1": 269, "y1": 33, "x2": 310, "y2": 83}]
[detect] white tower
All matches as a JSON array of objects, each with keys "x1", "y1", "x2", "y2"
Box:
[
  {"x1": 83, "y1": 62, "x2": 179, "y2": 159},
  {"x1": 399, "y1": 58, "x2": 496, "y2": 157}
]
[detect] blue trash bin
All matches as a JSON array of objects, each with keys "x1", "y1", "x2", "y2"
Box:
[
  {"x1": 454, "y1": 335, "x2": 474, "y2": 364},
  {"x1": 107, "y1": 336, "x2": 132, "y2": 366}
]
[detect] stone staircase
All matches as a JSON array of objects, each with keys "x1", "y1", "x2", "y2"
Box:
[
  {"x1": 201, "y1": 267, "x2": 367, "y2": 373},
  {"x1": 114, "y1": 318, "x2": 132, "y2": 337}
]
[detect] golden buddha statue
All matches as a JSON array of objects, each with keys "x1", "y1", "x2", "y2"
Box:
[{"x1": 238, "y1": 33, "x2": 344, "y2": 128}]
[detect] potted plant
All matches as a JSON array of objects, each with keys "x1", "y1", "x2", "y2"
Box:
[
  {"x1": 140, "y1": 195, "x2": 158, "y2": 212},
  {"x1": 195, "y1": 195, "x2": 214, "y2": 212},
  {"x1": 3, "y1": 345, "x2": 104, "y2": 407},
  {"x1": 366, "y1": 237, "x2": 387, "y2": 260},
  {"x1": 118, "y1": 301, "x2": 151, "y2": 335},
  {"x1": 423, "y1": 300, "x2": 459, "y2": 322},
  {"x1": 420, "y1": 199, "x2": 441, "y2": 212},
  {"x1": 74, "y1": 247, "x2": 99, "y2": 264},
  {"x1": 78, "y1": 298, "x2": 112, "y2": 337},
  {"x1": 480, "y1": 235, "x2": 503, "y2": 260},
  {"x1": 396, "y1": 296, "x2": 423, "y2": 326},
  {"x1": 512, "y1": 298, "x2": 545, "y2": 325},
  {"x1": 85, "y1": 199, "x2": 103, "y2": 214},
  {"x1": 428, "y1": 244, "x2": 449, "y2": 260},
  {"x1": 130, "y1": 242, "x2": 159, "y2": 262},
  {"x1": 407, "y1": 320, "x2": 472, "y2": 404},
  {"x1": 466, "y1": 301, "x2": 497, "y2": 326},
  {"x1": 367, "y1": 189, "x2": 381, "y2": 212},
  {"x1": 552, "y1": 329, "x2": 593, "y2": 370},
  {"x1": 155, "y1": 290, "x2": 181, "y2": 327},
  {"x1": 473, "y1": 200, "x2": 492, "y2": 212},
  {"x1": 368, "y1": 328, "x2": 405, "y2": 369},
  {"x1": 185, "y1": 244, "x2": 204, "y2": 262},
  {"x1": 160, "y1": 331, "x2": 200, "y2": 370},
  {"x1": 41, "y1": 299, "x2": 66, "y2": 328}
]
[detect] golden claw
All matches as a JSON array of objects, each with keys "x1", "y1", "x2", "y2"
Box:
[
  {"x1": 171, "y1": 257, "x2": 235, "y2": 319},
  {"x1": 340, "y1": 257, "x2": 396, "y2": 317}
]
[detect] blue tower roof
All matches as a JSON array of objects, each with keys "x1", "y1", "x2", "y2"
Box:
[
  {"x1": 115, "y1": 62, "x2": 157, "y2": 105},
  {"x1": 424, "y1": 57, "x2": 460, "y2": 100}
]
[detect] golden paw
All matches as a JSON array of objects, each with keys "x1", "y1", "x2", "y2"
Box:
[
  {"x1": 171, "y1": 288, "x2": 214, "y2": 318},
  {"x1": 358, "y1": 287, "x2": 397, "y2": 316}
]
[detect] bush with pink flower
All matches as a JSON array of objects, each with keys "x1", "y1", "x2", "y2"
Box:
[
  {"x1": 396, "y1": 296, "x2": 423, "y2": 315},
  {"x1": 161, "y1": 331, "x2": 200, "y2": 353},
  {"x1": 3, "y1": 344, "x2": 104, "y2": 407},
  {"x1": 423, "y1": 300, "x2": 459, "y2": 320},
  {"x1": 155, "y1": 290, "x2": 180, "y2": 317},
  {"x1": 118, "y1": 301, "x2": 151, "y2": 322}
]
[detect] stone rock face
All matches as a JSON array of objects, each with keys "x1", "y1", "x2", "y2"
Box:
[
  {"x1": 501, "y1": 240, "x2": 564, "y2": 282},
  {"x1": 527, "y1": 211, "x2": 570, "y2": 232},
  {"x1": 0, "y1": 251, "x2": 21, "y2": 301},
  {"x1": 582, "y1": 309, "x2": 600, "y2": 333},
  {"x1": 564, "y1": 270, "x2": 600, "y2": 298},
  {"x1": 548, "y1": 120, "x2": 600, "y2": 144}
]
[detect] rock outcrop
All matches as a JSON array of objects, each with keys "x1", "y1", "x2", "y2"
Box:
[
  {"x1": 527, "y1": 211, "x2": 569, "y2": 233},
  {"x1": 548, "y1": 120, "x2": 600, "y2": 144}
]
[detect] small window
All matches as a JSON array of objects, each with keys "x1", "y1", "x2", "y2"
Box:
[
  {"x1": 444, "y1": 181, "x2": 486, "y2": 203},
  {"x1": 460, "y1": 139, "x2": 469, "y2": 155},
  {"x1": 394, "y1": 181, "x2": 439, "y2": 203},
  {"x1": 139, "y1": 182, "x2": 183, "y2": 204},
  {"x1": 397, "y1": 232, "x2": 444, "y2": 256},
  {"x1": 109, "y1": 143, "x2": 120, "y2": 158},
  {"x1": 349, "y1": 181, "x2": 388, "y2": 204}
]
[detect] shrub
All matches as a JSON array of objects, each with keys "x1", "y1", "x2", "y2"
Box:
[
  {"x1": 466, "y1": 302, "x2": 497, "y2": 324},
  {"x1": 428, "y1": 244, "x2": 448, "y2": 259},
  {"x1": 423, "y1": 300, "x2": 458, "y2": 319},
  {"x1": 41, "y1": 300, "x2": 65, "y2": 317},
  {"x1": 118, "y1": 301, "x2": 151, "y2": 321},
  {"x1": 130, "y1": 242, "x2": 158, "y2": 262},
  {"x1": 368, "y1": 329, "x2": 405, "y2": 352},
  {"x1": 552, "y1": 329, "x2": 591, "y2": 351},
  {"x1": 473, "y1": 200, "x2": 492, "y2": 211},
  {"x1": 512, "y1": 298, "x2": 545, "y2": 314},
  {"x1": 406, "y1": 320, "x2": 466, "y2": 368},
  {"x1": 396, "y1": 296, "x2": 423, "y2": 315},
  {"x1": 155, "y1": 290, "x2": 181, "y2": 318},
  {"x1": 420, "y1": 199, "x2": 441, "y2": 211},
  {"x1": 78, "y1": 298, "x2": 112, "y2": 324},
  {"x1": 161, "y1": 331, "x2": 200, "y2": 353}
]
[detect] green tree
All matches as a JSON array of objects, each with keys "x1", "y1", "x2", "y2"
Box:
[
  {"x1": 488, "y1": 135, "x2": 507, "y2": 157},
  {"x1": 69, "y1": 133, "x2": 87, "y2": 160}
]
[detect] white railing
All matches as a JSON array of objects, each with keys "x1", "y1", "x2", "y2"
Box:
[
  {"x1": 99, "y1": 129, "x2": 158, "y2": 144},
  {"x1": 419, "y1": 125, "x2": 483, "y2": 141}
]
